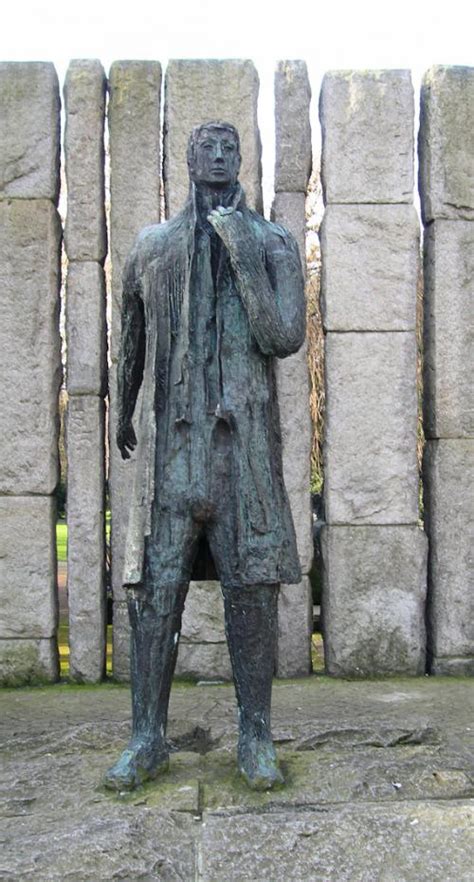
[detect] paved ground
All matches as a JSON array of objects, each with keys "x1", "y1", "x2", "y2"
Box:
[{"x1": 1, "y1": 675, "x2": 473, "y2": 881}]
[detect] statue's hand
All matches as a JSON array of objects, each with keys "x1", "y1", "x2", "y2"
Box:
[
  {"x1": 117, "y1": 420, "x2": 137, "y2": 460},
  {"x1": 207, "y1": 206, "x2": 250, "y2": 254}
]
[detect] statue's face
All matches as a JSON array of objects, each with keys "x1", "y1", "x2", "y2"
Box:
[{"x1": 189, "y1": 126, "x2": 241, "y2": 188}]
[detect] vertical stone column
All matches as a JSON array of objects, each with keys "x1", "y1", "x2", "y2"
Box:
[
  {"x1": 0, "y1": 63, "x2": 61, "y2": 684},
  {"x1": 419, "y1": 66, "x2": 474, "y2": 675},
  {"x1": 108, "y1": 61, "x2": 162, "y2": 679},
  {"x1": 272, "y1": 61, "x2": 313, "y2": 677},
  {"x1": 64, "y1": 60, "x2": 107, "y2": 682},
  {"x1": 319, "y1": 70, "x2": 427, "y2": 676},
  {"x1": 163, "y1": 59, "x2": 262, "y2": 679},
  {"x1": 164, "y1": 59, "x2": 262, "y2": 218}
]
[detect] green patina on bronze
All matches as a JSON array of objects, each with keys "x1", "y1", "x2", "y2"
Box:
[{"x1": 105, "y1": 122, "x2": 306, "y2": 793}]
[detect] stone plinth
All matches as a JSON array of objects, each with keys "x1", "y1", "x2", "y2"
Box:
[
  {"x1": 419, "y1": 66, "x2": 474, "y2": 223},
  {"x1": 320, "y1": 69, "x2": 414, "y2": 204},
  {"x1": 321, "y1": 525, "x2": 427, "y2": 676},
  {"x1": 164, "y1": 59, "x2": 262, "y2": 217},
  {"x1": 0, "y1": 62, "x2": 60, "y2": 202}
]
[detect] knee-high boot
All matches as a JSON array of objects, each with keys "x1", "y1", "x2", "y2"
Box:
[
  {"x1": 223, "y1": 583, "x2": 284, "y2": 790},
  {"x1": 104, "y1": 583, "x2": 187, "y2": 791}
]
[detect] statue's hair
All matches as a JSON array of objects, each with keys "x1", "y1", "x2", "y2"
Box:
[{"x1": 187, "y1": 121, "x2": 241, "y2": 168}]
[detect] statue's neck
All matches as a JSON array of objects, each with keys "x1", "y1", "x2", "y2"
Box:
[{"x1": 194, "y1": 183, "x2": 239, "y2": 229}]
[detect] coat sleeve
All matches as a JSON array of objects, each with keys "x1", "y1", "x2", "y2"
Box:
[
  {"x1": 116, "y1": 249, "x2": 146, "y2": 432},
  {"x1": 230, "y1": 224, "x2": 306, "y2": 358}
]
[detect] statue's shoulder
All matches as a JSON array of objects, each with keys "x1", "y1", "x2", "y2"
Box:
[
  {"x1": 245, "y1": 208, "x2": 296, "y2": 251},
  {"x1": 130, "y1": 209, "x2": 190, "y2": 265}
]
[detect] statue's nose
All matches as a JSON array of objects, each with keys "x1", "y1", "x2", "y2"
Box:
[{"x1": 214, "y1": 142, "x2": 224, "y2": 160}]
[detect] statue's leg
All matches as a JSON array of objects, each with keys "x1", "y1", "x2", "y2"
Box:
[
  {"x1": 222, "y1": 583, "x2": 284, "y2": 791},
  {"x1": 103, "y1": 581, "x2": 188, "y2": 791}
]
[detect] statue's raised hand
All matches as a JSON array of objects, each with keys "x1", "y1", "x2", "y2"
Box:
[
  {"x1": 207, "y1": 206, "x2": 250, "y2": 254},
  {"x1": 117, "y1": 420, "x2": 137, "y2": 460}
]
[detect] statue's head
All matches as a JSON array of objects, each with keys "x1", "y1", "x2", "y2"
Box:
[{"x1": 187, "y1": 121, "x2": 241, "y2": 189}]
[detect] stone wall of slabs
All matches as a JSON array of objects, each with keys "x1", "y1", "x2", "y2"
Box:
[
  {"x1": 156, "y1": 58, "x2": 262, "y2": 682},
  {"x1": 319, "y1": 69, "x2": 427, "y2": 676},
  {"x1": 176, "y1": 582, "x2": 232, "y2": 682},
  {"x1": 272, "y1": 61, "x2": 313, "y2": 677},
  {"x1": 419, "y1": 66, "x2": 474, "y2": 675},
  {"x1": 423, "y1": 441, "x2": 474, "y2": 674},
  {"x1": 66, "y1": 397, "x2": 106, "y2": 682},
  {"x1": 163, "y1": 59, "x2": 262, "y2": 218},
  {"x1": 108, "y1": 61, "x2": 162, "y2": 679},
  {"x1": 64, "y1": 60, "x2": 107, "y2": 682},
  {"x1": 0, "y1": 63, "x2": 61, "y2": 684}
]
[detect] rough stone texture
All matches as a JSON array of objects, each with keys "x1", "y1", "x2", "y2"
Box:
[
  {"x1": 180, "y1": 581, "x2": 226, "y2": 643},
  {"x1": 0, "y1": 199, "x2": 62, "y2": 494},
  {"x1": 419, "y1": 65, "x2": 474, "y2": 223},
  {"x1": 276, "y1": 578, "x2": 312, "y2": 678},
  {"x1": 275, "y1": 351, "x2": 313, "y2": 572},
  {"x1": 0, "y1": 496, "x2": 58, "y2": 640},
  {"x1": 108, "y1": 60, "x2": 161, "y2": 359},
  {"x1": 66, "y1": 261, "x2": 107, "y2": 396},
  {"x1": 2, "y1": 678, "x2": 474, "y2": 880},
  {"x1": 274, "y1": 60, "x2": 312, "y2": 192},
  {"x1": 423, "y1": 220, "x2": 474, "y2": 439},
  {"x1": 321, "y1": 525, "x2": 428, "y2": 676},
  {"x1": 176, "y1": 642, "x2": 233, "y2": 682},
  {"x1": 320, "y1": 204, "x2": 420, "y2": 331},
  {"x1": 324, "y1": 332, "x2": 419, "y2": 525},
  {"x1": 271, "y1": 190, "x2": 306, "y2": 257},
  {"x1": 108, "y1": 61, "x2": 161, "y2": 624},
  {"x1": 111, "y1": 601, "x2": 130, "y2": 682},
  {"x1": 0, "y1": 637, "x2": 58, "y2": 686},
  {"x1": 64, "y1": 60, "x2": 107, "y2": 261},
  {"x1": 0, "y1": 62, "x2": 60, "y2": 202},
  {"x1": 272, "y1": 191, "x2": 313, "y2": 575},
  {"x1": 424, "y1": 440, "x2": 474, "y2": 674},
  {"x1": 176, "y1": 581, "x2": 232, "y2": 684},
  {"x1": 113, "y1": 583, "x2": 232, "y2": 682},
  {"x1": 67, "y1": 396, "x2": 106, "y2": 683},
  {"x1": 201, "y1": 802, "x2": 473, "y2": 881},
  {"x1": 164, "y1": 59, "x2": 262, "y2": 217},
  {"x1": 108, "y1": 375, "x2": 143, "y2": 606},
  {"x1": 320, "y1": 69, "x2": 414, "y2": 204}
]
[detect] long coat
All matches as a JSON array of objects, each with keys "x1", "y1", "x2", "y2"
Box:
[{"x1": 117, "y1": 184, "x2": 306, "y2": 588}]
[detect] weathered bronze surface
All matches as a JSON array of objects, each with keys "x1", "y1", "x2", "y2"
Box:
[{"x1": 104, "y1": 122, "x2": 306, "y2": 792}]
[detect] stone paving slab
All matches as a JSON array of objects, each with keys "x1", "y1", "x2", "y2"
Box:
[{"x1": 0, "y1": 678, "x2": 473, "y2": 881}]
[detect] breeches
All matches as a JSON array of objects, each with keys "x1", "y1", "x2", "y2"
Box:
[{"x1": 145, "y1": 417, "x2": 242, "y2": 590}]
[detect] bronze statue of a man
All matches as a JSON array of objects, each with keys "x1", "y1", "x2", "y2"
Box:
[{"x1": 105, "y1": 121, "x2": 305, "y2": 792}]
